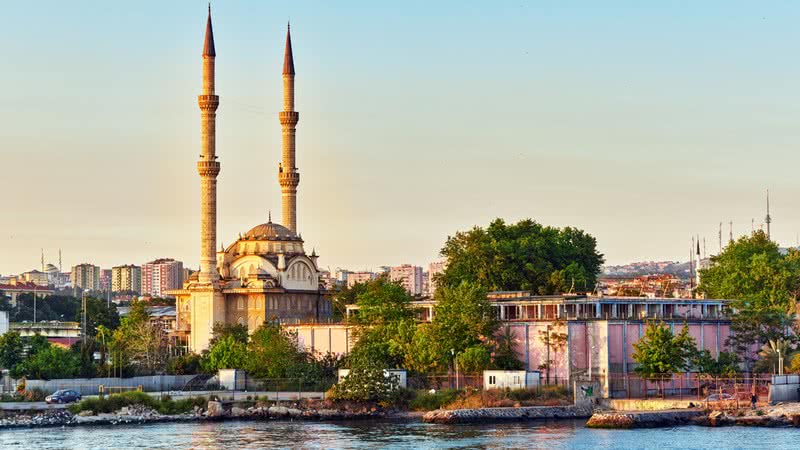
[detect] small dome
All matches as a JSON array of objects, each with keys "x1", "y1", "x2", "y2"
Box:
[{"x1": 244, "y1": 221, "x2": 299, "y2": 241}]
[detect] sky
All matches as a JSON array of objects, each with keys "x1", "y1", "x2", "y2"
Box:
[{"x1": 2, "y1": 1, "x2": 800, "y2": 275}]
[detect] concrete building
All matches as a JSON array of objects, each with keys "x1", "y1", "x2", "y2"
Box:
[
  {"x1": 99, "y1": 269, "x2": 112, "y2": 292},
  {"x1": 71, "y1": 264, "x2": 101, "y2": 291},
  {"x1": 346, "y1": 271, "x2": 376, "y2": 288},
  {"x1": 428, "y1": 260, "x2": 446, "y2": 295},
  {"x1": 168, "y1": 13, "x2": 330, "y2": 353},
  {"x1": 389, "y1": 264, "x2": 423, "y2": 295},
  {"x1": 20, "y1": 270, "x2": 49, "y2": 287},
  {"x1": 112, "y1": 265, "x2": 142, "y2": 293},
  {"x1": 141, "y1": 259, "x2": 184, "y2": 298},
  {"x1": 298, "y1": 291, "x2": 736, "y2": 398}
]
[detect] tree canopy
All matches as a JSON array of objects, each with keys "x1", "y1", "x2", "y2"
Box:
[
  {"x1": 437, "y1": 218, "x2": 604, "y2": 294},
  {"x1": 632, "y1": 322, "x2": 696, "y2": 378}
]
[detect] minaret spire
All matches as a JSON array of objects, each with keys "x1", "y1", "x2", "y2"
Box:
[
  {"x1": 765, "y1": 189, "x2": 772, "y2": 240},
  {"x1": 198, "y1": 6, "x2": 221, "y2": 283},
  {"x1": 279, "y1": 23, "x2": 300, "y2": 233}
]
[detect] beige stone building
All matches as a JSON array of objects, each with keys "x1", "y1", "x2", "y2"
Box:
[
  {"x1": 112, "y1": 264, "x2": 141, "y2": 293},
  {"x1": 71, "y1": 263, "x2": 100, "y2": 291},
  {"x1": 169, "y1": 11, "x2": 330, "y2": 353}
]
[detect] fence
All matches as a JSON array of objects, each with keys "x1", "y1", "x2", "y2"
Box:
[
  {"x1": 406, "y1": 374, "x2": 570, "y2": 391},
  {"x1": 606, "y1": 374, "x2": 772, "y2": 405}
]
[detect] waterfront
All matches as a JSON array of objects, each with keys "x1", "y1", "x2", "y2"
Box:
[{"x1": 0, "y1": 419, "x2": 799, "y2": 449}]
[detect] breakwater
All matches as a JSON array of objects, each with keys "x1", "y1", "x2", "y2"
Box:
[{"x1": 422, "y1": 405, "x2": 593, "y2": 424}]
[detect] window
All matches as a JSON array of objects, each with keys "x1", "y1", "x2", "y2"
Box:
[
  {"x1": 489, "y1": 375, "x2": 496, "y2": 385},
  {"x1": 237, "y1": 298, "x2": 244, "y2": 310}
]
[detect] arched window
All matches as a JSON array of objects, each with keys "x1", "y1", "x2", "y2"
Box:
[{"x1": 237, "y1": 298, "x2": 244, "y2": 310}]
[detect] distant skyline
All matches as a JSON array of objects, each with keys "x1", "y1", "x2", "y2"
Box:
[{"x1": 3, "y1": 1, "x2": 800, "y2": 275}]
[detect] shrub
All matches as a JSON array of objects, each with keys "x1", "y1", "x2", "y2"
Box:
[
  {"x1": 69, "y1": 391, "x2": 207, "y2": 415},
  {"x1": 409, "y1": 389, "x2": 460, "y2": 411}
]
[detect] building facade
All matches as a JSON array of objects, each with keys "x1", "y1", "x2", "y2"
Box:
[
  {"x1": 142, "y1": 259, "x2": 184, "y2": 298},
  {"x1": 389, "y1": 264, "x2": 424, "y2": 295},
  {"x1": 71, "y1": 264, "x2": 101, "y2": 291},
  {"x1": 346, "y1": 271, "x2": 376, "y2": 288},
  {"x1": 112, "y1": 265, "x2": 142, "y2": 293},
  {"x1": 168, "y1": 12, "x2": 330, "y2": 353}
]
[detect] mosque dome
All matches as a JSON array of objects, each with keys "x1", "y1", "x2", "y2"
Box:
[
  {"x1": 243, "y1": 220, "x2": 300, "y2": 241},
  {"x1": 44, "y1": 264, "x2": 59, "y2": 274}
]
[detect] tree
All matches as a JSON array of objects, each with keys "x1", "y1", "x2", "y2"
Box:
[
  {"x1": 208, "y1": 323, "x2": 249, "y2": 348},
  {"x1": 431, "y1": 282, "x2": 495, "y2": 360},
  {"x1": 329, "y1": 348, "x2": 399, "y2": 403},
  {"x1": 76, "y1": 297, "x2": 120, "y2": 337},
  {"x1": 754, "y1": 339, "x2": 796, "y2": 374},
  {"x1": 492, "y1": 326, "x2": 524, "y2": 370},
  {"x1": 202, "y1": 335, "x2": 248, "y2": 372},
  {"x1": 539, "y1": 320, "x2": 569, "y2": 383},
  {"x1": 166, "y1": 353, "x2": 203, "y2": 375},
  {"x1": 246, "y1": 322, "x2": 309, "y2": 379},
  {"x1": 457, "y1": 345, "x2": 491, "y2": 374},
  {"x1": 17, "y1": 345, "x2": 80, "y2": 380},
  {"x1": 692, "y1": 350, "x2": 740, "y2": 377},
  {"x1": 632, "y1": 322, "x2": 696, "y2": 379},
  {"x1": 699, "y1": 231, "x2": 800, "y2": 311},
  {"x1": 111, "y1": 301, "x2": 168, "y2": 375},
  {"x1": 0, "y1": 332, "x2": 24, "y2": 372},
  {"x1": 438, "y1": 219, "x2": 604, "y2": 294}
]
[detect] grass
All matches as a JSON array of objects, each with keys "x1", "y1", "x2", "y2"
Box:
[
  {"x1": 409, "y1": 389, "x2": 461, "y2": 411},
  {"x1": 68, "y1": 391, "x2": 207, "y2": 415},
  {"x1": 444, "y1": 386, "x2": 571, "y2": 410}
]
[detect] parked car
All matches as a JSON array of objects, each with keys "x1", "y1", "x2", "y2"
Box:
[
  {"x1": 45, "y1": 390, "x2": 82, "y2": 404},
  {"x1": 703, "y1": 393, "x2": 734, "y2": 402}
]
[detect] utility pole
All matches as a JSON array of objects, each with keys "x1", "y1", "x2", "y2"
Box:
[
  {"x1": 729, "y1": 221, "x2": 733, "y2": 243},
  {"x1": 766, "y1": 189, "x2": 772, "y2": 240},
  {"x1": 718, "y1": 222, "x2": 722, "y2": 253}
]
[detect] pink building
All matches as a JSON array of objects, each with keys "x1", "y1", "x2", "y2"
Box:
[
  {"x1": 389, "y1": 264, "x2": 423, "y2": 296},
  {"x1": 141, "y1": 258, "x2": 184, "y2": 298},
  {"x1": 428, "y1": 260, "x2": 446, "y2": 295},
  {"x1": 346, "y1": 271, "x2": 376, "y2": 288},
  {"x1": 303, "y1": 292, "x2": 735, "y2": 398}
]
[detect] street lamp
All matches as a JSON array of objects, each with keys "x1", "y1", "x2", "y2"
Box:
[{"x1": 451, "y1": 349, "x2": 459, "y2": 390}]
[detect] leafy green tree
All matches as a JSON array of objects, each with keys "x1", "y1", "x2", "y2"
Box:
[
  {"x1": 754, "y1": 339, "x2": 796, "y2": 374},
  {"x1": 401, "y1": 324, "x2": 442, "y2": 374},
  {"x1": 166, "y1": 353, "x2": 203, "y2": 375},
  {"x1": 329, "y1": 350, "x2": 399, "y2": 403},
  {"x1": 202, "y1": 335, "x2": 248, "y2": 372},
  {"x1": 111, "y1": 301, "x2": 168, "y2": 375},
  {"x1": 492, "y1": 326, "x2": 525, "y2": 370},
  {"x1": 17, "y1": 345, "x2": 80, "y2": 380},
  {"x1": 699, "y1": 231, "x2": 800, "y2": 310},
  {"x1": 430, "y1": 282, "x2": 495, "y2": 361},
  {"x1": 0, "y1": 332, "x2": 24, "y2": 372},
  {"x1": 438, "y1": 218, "x2": 604, "y2": 294},
  {"x1": 632, "y1": 322, "x2": 696, "y2": 378},
  {"x1": 246, "y1": 322, "x2": 309, "y2": 379},
  {"x1": 457, "y1": 345, "x2": 491, "y2": 374},
  {"x1": 76, "y1": 298, "x2": 120, "y2": 337},
  {"x1": 208, "y1": 323, "x2": 249, "y2": 347},
  {"x1": 692, "y1": 350, "x2": 740, "y2": 377}
]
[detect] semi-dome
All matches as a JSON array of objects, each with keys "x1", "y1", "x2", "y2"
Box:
[{"x1": 244, "y1": 220, "x2": 300, "y2": 241}]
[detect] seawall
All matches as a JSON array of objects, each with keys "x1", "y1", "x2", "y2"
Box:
[{"x1": 422, "y1": 405, "x2": 593, "y2": 424}]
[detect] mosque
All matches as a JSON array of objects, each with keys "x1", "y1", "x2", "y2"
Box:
[{"x1": 169, "y1": 9, "x2": 332, "y2": 352}]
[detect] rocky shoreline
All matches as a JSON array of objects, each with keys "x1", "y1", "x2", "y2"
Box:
[
  {"x1": 0, "y1": 402, "x2": 395, "y2": 429},
  {"x1": 423, "y1": 405, "x2": 593, "y2": 424},
  {"x1": 587, "y1": 403, "x2": 800, "y2": 429}
]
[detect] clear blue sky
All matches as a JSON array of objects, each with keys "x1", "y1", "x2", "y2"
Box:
[{"x1": 3, "y1": 1, "x2": 800, "y2": 274}]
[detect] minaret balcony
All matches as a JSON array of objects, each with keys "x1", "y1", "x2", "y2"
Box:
[
  {"x1": 198, "y1": 95, "x2": 220, "y2": 111},
  {"x1": 278, "y1": 171, "x2": 300, "y2": 186},
  {"x1": 279, "y1": 111, "x2": 299, "y2": 125},
  {"x1": 197, "y1": 160, "x2": 221, "y2": 177}
]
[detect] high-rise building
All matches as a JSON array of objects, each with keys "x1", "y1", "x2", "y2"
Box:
[
  {"x1": 99, "y1": 269, "x2": 112, "y2": 292},
  {"x1": 428, "y1": 260, "x2": 447, "y2": 295},
  {"x1": 346, "y1": 271, "x2": 376, "y2": 288},
  {"x1": 112, "y1": 265, "x2": 142, "y2": 293},
  {"x1": 71, "y1": 264, "x2": 101, "y2": 291},
  {"x1": 141, "y1": 259, "x2": 184, "y2": 298},
  {"x1": 389, "y1": 264, "x2": 424, "y2": 296}
]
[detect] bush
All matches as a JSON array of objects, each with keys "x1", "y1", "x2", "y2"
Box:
[
  {"x1": 444, "y1": 386, "x2": 571, "y2": 410},
  {"x1": 69, "y1": 391, "x2": 207, "y2": 415},
  {"x1": 409, "y1": 389, "x2": 460, "y2": 411}
]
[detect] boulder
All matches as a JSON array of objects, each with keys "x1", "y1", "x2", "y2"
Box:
[
  {"x1": 78, "y1": 410, "x2": 95, "y2": 417},
  {"x1": 230, "y1": 407, "x2": 247, "y2": 418},
  {"x1": 268, "y1": 406, "x2": 289, "y2": 418},
  {"x1": 207, "y1": 401, "x2": 226, "y2": 418}
]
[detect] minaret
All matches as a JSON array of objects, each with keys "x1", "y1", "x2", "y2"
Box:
[
  {"x1": 279, "y1": 23, "x2": 300, "y2": 233},
  {"x1": 197, "y1": 6, "x2": 220, "y2": 283},
  {"x1": 765, "y1": 189, "x2": 772, "y2": 240}
]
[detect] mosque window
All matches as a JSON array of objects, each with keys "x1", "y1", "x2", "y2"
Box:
[{"x1": 237, "y1": 298, "x2": 244, "y2": 310}]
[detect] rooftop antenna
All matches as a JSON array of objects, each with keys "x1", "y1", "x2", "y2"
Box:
[{"x1": 766, "y1": 189, "x2": 772, "y2": 240}]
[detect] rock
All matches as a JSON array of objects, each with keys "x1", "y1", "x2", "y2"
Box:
[
  {"x1": 423, "y1": 405, "x2": 593, "y2": 425},
  {"x1": 268, "y1": 406, "x2": 289, "y2": 418},
  {"x1": 230, "y1": 407, "x2": 247, "y2": 418},
  {"x1": 287, "y1": 408, "x2": 302, "y2": 418},
  {"x1": 207, "y1": 401, "x2": 226, "y2": 418},
  {"x1": 78, "y1": 410, "x2": 94, "y2": 417}
]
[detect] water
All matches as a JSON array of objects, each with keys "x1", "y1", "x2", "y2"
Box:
[{"x1": 0, "y1": 419, "x2": 797, "y2": 449}]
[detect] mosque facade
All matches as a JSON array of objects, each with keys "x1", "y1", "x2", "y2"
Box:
[{"x1": 169, "y1": 9, "x2": 331, "y2": 353}]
